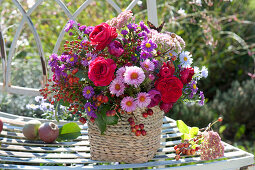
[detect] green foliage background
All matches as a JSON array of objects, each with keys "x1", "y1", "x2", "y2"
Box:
[{"x1": 0, "y1": 0, "x2": 254, "y2": 157}]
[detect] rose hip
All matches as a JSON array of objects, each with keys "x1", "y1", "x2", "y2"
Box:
[{"x1": 147, "y1": 109, "x2": 153, "y2": 116}]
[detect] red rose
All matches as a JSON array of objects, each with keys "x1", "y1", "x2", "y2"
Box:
[
  {"x1": 180, "y1": 67, "x2": 194, "y2": 85},
  {"x1": 155, "y1": 77, "x2": 183, "y2": 103},
  {"x1": 88, "y1": 57, "x2": 116, "y2": 86},
  {"x1": 89, "y1": 23, "x2": 118, "y2": 50},
  {"x1": 158, "y1": 61, "x2": 175, "y2": 78}
]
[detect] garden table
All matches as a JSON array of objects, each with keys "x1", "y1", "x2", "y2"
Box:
[
  {"x1": 0, "y1": 111, "x2": 254, "y2": 170},
  {"x1": 0, "y1": 0, "x2": 254, "y2": 169}
]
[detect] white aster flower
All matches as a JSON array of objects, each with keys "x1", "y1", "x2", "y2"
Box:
[
  {"x1": 201, "y1": 66, "x2": 208, "y2": 78},
  {"x1": 167, "y1": 50, "x2": 178, "y2": 60},
  {"x1": 179, "y1": 51, "x2": 193, "y2": 68},
  {"x1": 177, "y1": 8, "x2": 186, "y2": 16}
]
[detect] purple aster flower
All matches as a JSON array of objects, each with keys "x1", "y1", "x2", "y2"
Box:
[
  {"x1": 84, "y1": 26, "x2": 94, "y2": 34},
  {"x1": 35, "y1": 96, "x2": 46, "y2": 103},
  {"x1": 141, "y1": 39, "x2": 157, "y2": 52},
  {"x1": 131, "y1": 56, "x2": 137, "y2": 62},
  {"x1": 81, "y1": 52, "x2": 97, "y2": 67},
  {"x1": 140, "y1": 51, "x2": 153, "y2": 60},
  {"x1": 152, "y1": 59, "x2": 159, "y2": 69},
  {"x1": 39, "y1": 102, "x2": 54, "y2": 112},
  {"x1": 79, "y1": 25, "x2": 86, "y2": 31},
  {"x1": 123, "y1": 66, "x2": 145, "y2": 87},
  {"x1": 198, "y1": 91, "x2": 205, "y2": 106},
  {"x1": 139, "y1": 21, "x2": 150, "y2": 33},
  {"x1": 136, "y1": 92, "x2": 151, "y2": 108},
  {"x1": 138, "y1": 31, "x2": 147, "y2": 39},
  {"x1": 59, "y1": 54, "x2": 68, "y2": 62},
  {"x1": 48, "y1": 54, "x2": 59, "y2": 67},
  {"x1": 121, "y1": 96, "x2": 137, "y2": 113},
  {"x1": 66, "y1": 54, "x2": 78, "y2": 65},
  {"x1": 116, "y1": 67, "x2": 126, "y2": 80},
  {"x1": 64, "y1": 20, "x2": 75, "y2": 32},
  {"x1": 108, "y1": 40, "x2": 124, "y2": 57},
  {"x1": 188, "y1": 80, "x2": 198, "y2": 98},
  {"x1": 147, "y1": 89, "x2": 161, "y2": 108},
  {"x1": 127, "y1": 23, "x2": 138, "y2": 31},
  {"x1": 140, "y1": 59, "x2": 155, "y2": 71},
  {"x1": 82, "y1": 86, "x2": 95, "y2": 99},
  {"x1": 69, "y1": 32, "x2": 73, "y2": 36},
  {"x1": 84, "y1": 102, "x2": 97, "y2": 118},
  {"x1": 121, "y1": 30, "x2": 128, "y2": 35}
]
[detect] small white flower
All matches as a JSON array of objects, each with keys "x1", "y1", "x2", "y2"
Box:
[
  {"x1": 179, "y1": 51, "x2": 193, "y2": 68},
  {"x1": 26, "y1": 104, "x2": 39, "y2": 110},
  {"x1": 177, "y1": 8, "x2": 186, "y2": 16},
  {"x1": 167, "y1": 50, "x2": 178, "y2": 60},
  {"x1": 201, "y1": 66, "x2": 208, "y2": 78}
]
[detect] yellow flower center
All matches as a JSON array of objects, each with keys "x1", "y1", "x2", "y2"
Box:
[
  {"x1": 70, "y1": 57, "x2": 74, "y2": 62},
  {"x1": 86, "y1": 90, "x2": 91, "y2": 94},
  {"x1": 126, "y1": 101, "x2": 133, "y2": 107},
  {"x1": 139, "y1": 96, "x2": 145, "y2": 102},
  {"x1": 87, "y1": 56, "x2": 92, "y2": 61},
  {"x1": 145, "y1": 43, "x2": 151, "y2": 48},
  {"x1": 169, "y1": 52, "x2": 173, "y2": 56},
  {"x1": 131, "y1": 72, "x2": 138, "y2": 79},
  {"x1": 115, "y1": 84, "x2": 121, "y2": 90},
  {"x1": 184, "y1": 57, "x2": 188, "y2": 61},
  {"x1": 87, "y1": 106, "x2": 91, "y2": 112},
  {"x1": 144, "y1": 64, "x2": 149, "y2": 68},
  {"x1": 193, "y1": 84, "x2": 197, "y2": 89}
]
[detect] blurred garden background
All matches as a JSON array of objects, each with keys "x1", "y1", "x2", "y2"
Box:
[{"x1": 0, "y1": 0, "x2": 254, "y2": 159}]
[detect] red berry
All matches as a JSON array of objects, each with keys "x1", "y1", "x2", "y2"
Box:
[
  {"x1": 218, "y1": 117, "x2": 223, "y2": 122},
  {"x1": 147, "y1": 109, "x2": 153, "y2": 116},
  {"x1": 102, "y1": 96, "x2": 109, "y2": 103},
  {"x1": 135, "y1": 125, "x2": 139, "y2": 130},
  {"x1": 175, "y1": 155, "x2": 180, "y2": 161},
  {"x1": 186, "y1": 149, "x2": 191, "y2": 155},
  {"x1": 141, "y1": 130, "x2": 146, "y2": 136},
  {"x1": 95, "y1": 101, "x2": 101, "y2": 107},
  {"x1": 106, "y1": 111, "x2": 111, "y2": 117},
  {"x1": 191, "y1": 149, "x2": 196, "y2": 155},
  {"x1": 79, "y1": 117, "x2": 86, "y2": 124},
  {"x1": 110, "y1": 110, "x2": 116, "y2": 116},
  {"x1": 142, "y1": 112, "x2": 148, "y2": 118},
  {"x1": 130, "y1": 121, "x2": 135, "y2": 127},
  {"x1": 139, "y1": 124, "x2": 144, "y2": 130},
  {"x1": 72, "y1": 68, "x2": 79, "y2": 75},
  {"x1": 184, "y1": 143, "x2": 189, "y2": 148},
  {"x1": 195, "y1": 146, "x2": 200, "y2": 151},
  {"x1": 90, "y1": 117, "x2": 95, "y2": 123},
  {"x1": 97, "y1": 95, "x2": 103, "y2": 102},
  {"x1": 174, "y1": 145, "x2": 178, "y2": 150},
  {"x1": 135, "y1": 130, "x2": 141, "y2": 136},
  {"x1": 176, "y1": 148, "x2": 181, "y2": 155},
  {"x1": 128, "y1": 117, "x2": 134, "y2": 123},
  {"x1": 182, "y1": 149, "x2": 186, "y2": 155},
  {"x1": 131, "y1": 127, "x2": 136, "y2": 133}
]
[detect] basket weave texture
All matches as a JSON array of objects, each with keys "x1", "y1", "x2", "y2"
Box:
[{"x1": 88, "y1": 106, "x2": 164, "y2": 163}]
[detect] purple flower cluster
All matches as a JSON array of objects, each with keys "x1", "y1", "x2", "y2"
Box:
[
  {"x1": 64, "y1": 20, "x2": 75, "y2": 32},
  {"x1": 200, "y1": 131, "x2": 224, "y2": 160},
  {"x1": 84, "y1": 102, "x2": 97, "y2": 118}
]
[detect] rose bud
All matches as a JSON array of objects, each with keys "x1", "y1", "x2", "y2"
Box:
[
  {"x1": 180, "y1": 67, "x2": 194, "y2": 85},
  {"x1": 108, "y1": 40, "x2": 124, "y2": 57},
  {"x1": 148, "y1": 89, "x2": 161, "y2": 108}
]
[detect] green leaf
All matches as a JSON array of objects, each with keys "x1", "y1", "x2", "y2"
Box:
[
  {"x1": 95, "y1": 113, "x2": 106, "y2": 135},
  {"x1": 181, "y1": 133, "x2": 191, "y2": 140},
  {"x1": 189, "y1": 127, "x2": 199, "y2": 138},
  {"x1": 235, "y1": 124, "x2": 245, "y2": 140},
  {"x1": 98, "y1": 104, "x2": 118, "y2": 125},
  {"x1": 57, "y1": 122, "x2": 81, "y2": 141},
  {"x1": 177, "y1": 120, "x2": 189, "y2": 134},
  {"x1": 219, "y1": 125, "x2": 227, "y2": 134}
]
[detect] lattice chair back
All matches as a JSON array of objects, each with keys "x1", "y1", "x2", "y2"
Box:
[{"x1": 0, "y1": 0, "x2": 159, "y2": 96}]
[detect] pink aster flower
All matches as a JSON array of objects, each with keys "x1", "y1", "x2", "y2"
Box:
[
  {"x1": 124, "y1": 66, "x2": 145, "y2": 87},
  {"x1": 140, "y1": 59, "x2": 155, "y2": 71},
  {"x1": 109, "y1": 79, "x2": 125, "y2": 97},
  {"x1": 136, "y1": 92, "x2": 151, "y2": 108},
  {"x1": 116, "y1": 67, "x2": 126, "y2": 80},
  {"x1": 121, "y1": 96, "x2": 137, "y2": 113}
]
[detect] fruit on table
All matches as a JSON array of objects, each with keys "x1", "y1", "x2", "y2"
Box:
[
  {"x1": 22, "y1": 120, "x2": 41, "y2": 140},
  {"x1": 0, "y1": 119, "x2": 3, "y2": 134},
  {"x1": 38, "y1": 122, "x2": 59, "y2": 143}
]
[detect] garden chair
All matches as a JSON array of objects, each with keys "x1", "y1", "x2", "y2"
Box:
[{"x1": 0, "y1": 0, "x2": 254, "y2": 169}]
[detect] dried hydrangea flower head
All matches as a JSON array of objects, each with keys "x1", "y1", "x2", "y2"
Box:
[{"x1": 200, "y1": 131, "x2": 224, "y2": 160}]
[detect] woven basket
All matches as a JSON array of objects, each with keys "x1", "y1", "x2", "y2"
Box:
[{"x1": 88, "y1": 106, "x2": 164, "y2": 163}]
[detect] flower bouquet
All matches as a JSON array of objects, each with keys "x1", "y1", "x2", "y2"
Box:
[{"x1": 40, "y1": 11, "x2": 209, "y2": 163}]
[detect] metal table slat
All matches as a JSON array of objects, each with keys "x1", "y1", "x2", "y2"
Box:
[{"x1": 0, "y1": 111, "x2": 254, "y2": 169}]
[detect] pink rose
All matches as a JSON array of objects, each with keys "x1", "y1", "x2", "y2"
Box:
[
  {"x1": 88, "y1": 57, "x2": 116, "y2": 86},
  {"x1": 160, "y1": 102, "x2": 174, "y2": 113}
]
